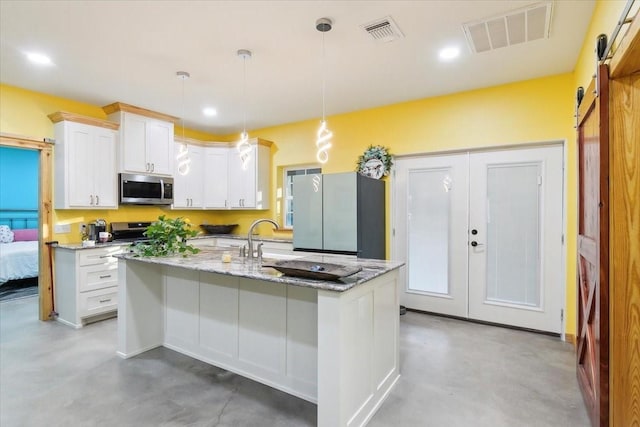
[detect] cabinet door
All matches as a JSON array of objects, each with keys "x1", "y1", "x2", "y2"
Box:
[
  {"x1": 146, "y1": 120, "x2": 173, "y2": 175},
  {"x1": 173, "y1": 144, "x2": 204, "y2": 208},
  {"x1": 122, "y1": 113, "x2": 148, "y2": 173},
  {"x1": 187, "y1": 145, "x2": 204, "y2": 208},
  {"x1": 323, "y1": 173, "x2": 357, "y2": 252},
  {"x1": 92, "y1": 128, "x2": 117, "y2": 208},
  {"x1": 67, "y1": 123, "x2": 94, "y2": 207},
  {"x1": 292, "y1": 175, "x2": 323, "y2": 250},
  {"x1": 228, "y1": 145, "x2": 256, "y2": 208},
  {"x1": 204, "y1": 146, "x2": 229, "y2": 208},
  {"x1": 173, "y1": 143, "x2": 191, "y2": 208}
]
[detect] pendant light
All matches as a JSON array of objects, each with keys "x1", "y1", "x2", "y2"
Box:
[
  {"x1": 236, "y1": 49, "x2": 252, "y2": 170},
  {"x1": 176, "y1": 70, "x2": 191, "y2": 176},
  {"x1": 315, "y1": 17, "x2": 333, "y2": 164}
]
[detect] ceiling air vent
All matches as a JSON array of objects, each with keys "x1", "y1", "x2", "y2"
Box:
[
  {"x1": 361, "y1": 16, "x2": 405, "y2": 43},
  {"x1": 463, "y1": 2, "x2": 553, "y2": 53}
]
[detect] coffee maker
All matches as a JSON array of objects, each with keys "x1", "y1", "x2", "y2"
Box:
[{"x1": 88, "y1": 219, "x2": 107, "y2": 241}]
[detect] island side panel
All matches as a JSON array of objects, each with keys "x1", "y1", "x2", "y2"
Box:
[
  {"x1": 317, "y1": 269, "x2": 400, "y2": 427},
  {"x1": 162, "y1": 267, "x2": 318, "y2": 402},
  {"x1": 286, "y1": 285, "x2": 318, "y2": 391},
  {"x1": 117, "y1": 260, "x2": 165, "y2": 358},
  {"x1": 165, "y1": 268, "x2": 200, "y2": 349}
]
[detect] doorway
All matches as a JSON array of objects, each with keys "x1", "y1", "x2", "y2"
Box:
[
  {"x1": 0, "y1": 134, "x2": 54, "y2": 321},
  {"x1": 393, "y1": 144, "x2": 564, "y2": 333}
]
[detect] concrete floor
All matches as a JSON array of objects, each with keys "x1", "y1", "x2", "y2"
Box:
[{"x1": 0, "y1": 296, "x2": 589, "y2": 427}]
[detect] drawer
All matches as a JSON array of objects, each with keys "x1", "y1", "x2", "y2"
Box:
[
  {"x1": 79, "y1": 263, "x2": 118, "y2": 292},
  {"x1": 78, "y1": 246, "x2": 123, "y2": 267},
  {"x1": 79, "y1": 287, "x2": 118, "y2": 318}
]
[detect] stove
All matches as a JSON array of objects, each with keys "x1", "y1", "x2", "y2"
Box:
[{"x1": 110, "y1": 221, "x2": 153, "y2": 243}]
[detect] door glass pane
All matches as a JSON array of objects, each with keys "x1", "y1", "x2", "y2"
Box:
[
  {"x1": 486, "y1": 163, "x2": 540, "y2": 307},
  {"x1": 407, "y1": 168, "x2": 450, "y2": 295}
]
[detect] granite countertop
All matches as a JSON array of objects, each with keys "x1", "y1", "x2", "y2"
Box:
[
  {"x1": 51, "y1": 234, "x2": 293, "y2": 251},
  {"x1": 54, "y1": 234, "x2": 292, "y2": 251},
  {"x1": 194, "y1": 234, "x2": 293, "y2": 244},
  {"x1": 54, "y1": 241, "x2": 131, "y2": 250},
  {"x1": 116, "y1": 248, "x2": 403, "y2": 292}
]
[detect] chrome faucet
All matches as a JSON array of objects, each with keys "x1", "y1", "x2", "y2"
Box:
[{"x1": 247, "y1": 219, "x2": 279, "y2": 259}]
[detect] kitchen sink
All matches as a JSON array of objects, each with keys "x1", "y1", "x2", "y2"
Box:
[{"x1": 261, "y1": 260, "x2": 362, "y2": 281}]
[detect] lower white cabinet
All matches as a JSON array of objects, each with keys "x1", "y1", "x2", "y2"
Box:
[{"x1": 55, "y1": 245, "x2": 124, "y2": 328}]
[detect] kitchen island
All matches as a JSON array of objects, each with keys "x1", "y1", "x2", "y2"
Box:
[{"x1": 116, "y1": 248, "x2": 403, "y2": 427}]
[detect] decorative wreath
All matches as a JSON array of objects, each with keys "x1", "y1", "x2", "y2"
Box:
[{"x1": 356, "y1": 145, "x2": 393, "y2": 179}]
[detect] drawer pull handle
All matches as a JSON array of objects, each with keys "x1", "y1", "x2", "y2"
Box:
[
  {"x1": 99, "y1": 275, "x2": 111, "y2": 279},
  {"x1": 99, "y1": 255, "x2": 111, "y2": 258},
  {"x1": 99, "y1": 298, "x2": 112, "y2": 303}
]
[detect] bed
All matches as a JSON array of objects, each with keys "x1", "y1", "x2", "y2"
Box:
[{"x1": 0, "y1": 211, "x2": 39, "y2": 285}]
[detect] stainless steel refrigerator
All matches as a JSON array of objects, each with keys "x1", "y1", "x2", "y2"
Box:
[{"x1": 292, "y1": 172, "x2": 385, "y2": 259}]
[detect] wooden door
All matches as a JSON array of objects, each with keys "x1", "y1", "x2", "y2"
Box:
[{"x1": 576, "y1": 63, "x2": 609, "y2": 427}]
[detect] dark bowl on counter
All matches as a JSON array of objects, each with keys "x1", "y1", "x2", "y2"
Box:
[{"x1": 200, "y1": 224, "x2": 239, "y2": 235}]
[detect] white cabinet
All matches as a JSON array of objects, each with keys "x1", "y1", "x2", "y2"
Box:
[
  {"x1": 171, "y1": 137, "x2": 271, "y2": 211},
  {"x1": 172, "y1": 143, "x2": 204, "y2": 208},
  {"x1": 227, "y1": 139, "x2": 271, "y2": 209},
  {"x1": 103, "y1": 102, "x2": 176, "y2": 176},
  {"x1": 49, "y1": 113, "x2": 118, "y2": 209},
  {"x1": 54, "y1": 245, "x2": 124, "y2": 328},
  {"x1": 203, "y1": 145, "x2": 229, "y2": 208}
]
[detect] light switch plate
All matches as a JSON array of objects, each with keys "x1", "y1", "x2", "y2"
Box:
[{"x1": 54, "y1": 223, "x2": 71, "y2": 234}]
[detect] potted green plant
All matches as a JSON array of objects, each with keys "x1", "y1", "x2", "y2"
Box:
[{"x1": 134, "y1": 215, "x2": 200, "y2": 257}]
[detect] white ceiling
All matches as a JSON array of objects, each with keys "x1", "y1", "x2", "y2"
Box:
[{"x1": 0, "y1": 1, "x2": 595, "y2": 136}]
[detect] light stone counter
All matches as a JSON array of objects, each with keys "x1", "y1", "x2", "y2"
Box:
[
  {"x1": 54, "y1": 241, "x2": 130, "y2": 250},
  {"x1": 116, "y1": 248, "x2": 402, "y2": 292}
]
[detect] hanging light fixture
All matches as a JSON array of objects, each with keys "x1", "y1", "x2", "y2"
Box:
[
  {"x1": 315, "y1": 17, "x2": 333, "y2": 164},
  {"x1": 236, "y1": 49, "x2": 252, "y2": 170},
  {"x1": 176, "y1": 70, "x2": 191, "y2": 176}
]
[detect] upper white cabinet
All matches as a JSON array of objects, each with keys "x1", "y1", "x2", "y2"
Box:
[
  {"x1": 173, "y1": 138, "x2": 271, "y2": 210},
  {"x1": 172, "y1": 141, "x2": 204, "y2": 209},
  {"x1": 227, "y1": 138, "x2": 271, "y2": 209},
  {"x1": 49, "y1": 112, "x2": 118, "y2": 209},
  {"x1": 203, "y1": 145, "x2": 229, "y2": 209},
  {"x1": 103, "y1": 102, "x2": 176, "y2": 176}
]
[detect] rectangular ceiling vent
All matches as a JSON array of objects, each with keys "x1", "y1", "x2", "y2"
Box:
[
  {"x1": 463, "y1": 2, "x2": 553, "y2": 53},
  {"x1": 361, "y1": 16, "x2": 405, "y2": 43}
]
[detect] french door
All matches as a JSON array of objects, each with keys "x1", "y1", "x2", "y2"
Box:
[{"x1": 393, "y1": 145, "x2": 564, "y2": 333}]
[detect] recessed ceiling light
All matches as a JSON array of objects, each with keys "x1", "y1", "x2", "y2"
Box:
[
  {"x1": 439, "y1": 47, "x2": 460, "y2": 61},
  {"x1": 26, "y1": 52, "x2": 53, "y2": 66},
  {"x1": 202, "y1": 107, "x2": 217, "y2": 117}
]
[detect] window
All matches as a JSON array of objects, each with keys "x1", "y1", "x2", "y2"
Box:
[{"x1": 283, "y1": 166, "x2": 321, "y2": 229}]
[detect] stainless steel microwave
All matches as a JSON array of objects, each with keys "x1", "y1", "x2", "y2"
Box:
[{"x1": 119, "y1": 173, "x2": 174, "y2": 205}]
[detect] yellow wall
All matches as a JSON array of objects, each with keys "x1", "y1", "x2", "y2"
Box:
[{"x1": 0, "y1": 74, "x2": 577, "y2": 331}]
